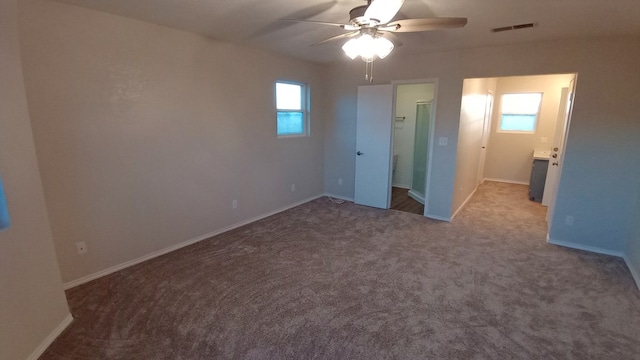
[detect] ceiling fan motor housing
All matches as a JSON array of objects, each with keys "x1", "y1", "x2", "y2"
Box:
[{"x1": 350, "y1": 5, "x2": 379, "y2": 26}]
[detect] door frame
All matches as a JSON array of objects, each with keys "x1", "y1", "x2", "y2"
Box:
[
  {"x1": 477, "y1": 90, "x2": 494, "y2": 186},
  {"x1": 547, "y1": 75, "x2": 578, "y2": 230},
  {"x1": 391, "y1": 78, "x2": 439, "y2": 216}
]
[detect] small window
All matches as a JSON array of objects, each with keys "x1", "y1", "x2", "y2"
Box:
[
  {"x1": 498, "y1": 93, "x2": 542, "y2": 133},
  {"x1": 275, "y1": 81, "x2": 308, "y2": 137}
]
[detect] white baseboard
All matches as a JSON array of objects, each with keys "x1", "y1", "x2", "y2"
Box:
[
  {"x1": 27, "y1": 313, "x2": 73, "y2": 360},
  {"x1": 392, "y1": 184, "x2": 410, "y2": 189},
  {"x1": 547, "y1": 236, "x2": 639, "y2": 291},
  {"x1": 425, "y1": 213, "x2": 451, "y2": 222},
  {"x1": 623, "y1": 254, "x2": 640, "y2": 292},
  {"x1": 547, "y1": 237, "x2": 624, "y2": 257},
  {"x1": 63, "y1": 194, "x2": 324, "y2": 289},
  {"x1": 407, "y1": 189, "x2": 425, "y2": 205},
  {"x1": 323, "y1": 193, "x2": 354, "y2": 202},
  {"x1": 484, "y1": 178, "x2": 529, "y2": 186},
  {"x1": 451, "y1": 186, "x2": 479, "y2": 221}
]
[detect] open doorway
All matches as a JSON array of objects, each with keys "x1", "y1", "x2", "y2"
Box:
[
  {"x1": 390, "y1": 82, "x2": 435, "y2": 215},
  {"x1": 452, "y1": 73, "x2": 576, "y2": 225}
]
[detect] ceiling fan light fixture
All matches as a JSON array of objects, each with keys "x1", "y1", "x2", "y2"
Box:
[{"x1": 342, "y1": 34, "x2": 394, "y2": 62}]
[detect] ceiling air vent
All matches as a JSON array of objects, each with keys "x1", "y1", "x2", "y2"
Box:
[{"x1": 491, "y1": 22, "x2": 536, "y2": 33}]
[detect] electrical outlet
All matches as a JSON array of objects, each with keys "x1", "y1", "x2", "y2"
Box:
[
  {"x1": 76, "y1": 241, "x2": 87, "y2": 255},
  {"x1": 338, "y1": 178, "x2": 343, "y2": 186},
  {"x1": 438, "y1": 137, "x2": 448, "y2": 146},
  {"x1": 232, "y1": 200, "x2": 237, "y2": 209},
  {"x1": 291, "y1": 184, "x2": 296, "y2": 192},
  {"x1": 565, "y1": 216, "x2": 574, "y2": 226}
]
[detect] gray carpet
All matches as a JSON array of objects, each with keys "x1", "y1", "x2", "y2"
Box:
[{"x1": 40, "y1": 181, "x2": 640, "y2": 359}]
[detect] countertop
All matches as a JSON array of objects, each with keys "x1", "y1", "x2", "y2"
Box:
[{"x1": 533, "y1": 150, "x2": 551, "y2": 160}]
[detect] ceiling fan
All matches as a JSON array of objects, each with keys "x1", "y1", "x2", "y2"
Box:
[{"x1": 282, "y1": 0, "x2": 467, "y2": 81}]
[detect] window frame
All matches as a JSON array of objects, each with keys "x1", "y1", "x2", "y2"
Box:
[
  {"x1": 275, "y1": 80, "x2": 309, "y2": 138},
  {"x1": 497, "y1": 92, "x2": 543, "y2": 134}
]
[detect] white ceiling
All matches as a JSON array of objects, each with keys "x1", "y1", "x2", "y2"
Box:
[{"x1": 53, "y1": 0, "x2": 640, "y2": 64}]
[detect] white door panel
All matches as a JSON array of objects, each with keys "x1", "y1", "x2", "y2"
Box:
[
  {"x1": 354, "y1": 84, "x2": 394, "y2": 209},
  {"x1": 546, "y1": 77, "x2": 576, "y2": 226},
  {"x1": 477, "y1": 91, "x2": 493, "y2": 185}
]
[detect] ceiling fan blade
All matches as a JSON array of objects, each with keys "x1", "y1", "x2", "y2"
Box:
[
  {"x1": 364, "y1": 0, "x2": 405, "y2": 24},
  {"x1": 311, "y1": 31, "x2": 360, "y2": 46},
  {"x1": 385, "y1": 17, "x2": 468, "y2": 32},
  {"x1": 280, "y1": 18, "x2": 359, "y2": 30}
]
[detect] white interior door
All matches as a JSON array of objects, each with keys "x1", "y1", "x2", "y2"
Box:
[
  {"x1": 354, "y1": 84, "x2": 394, "y2": 209},
  {"x1": 477, "y1": 91, "x2": 494, "y2": 185},
  {"x1": 545, "y1": 77, "x2": 576, "y2": 224}
]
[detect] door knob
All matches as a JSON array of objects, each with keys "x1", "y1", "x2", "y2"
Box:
[
  {"x1": 552, "y1": 154, "x2": 558, "y2": 158},
  {"x1": 553, "y1": 147, "x2": 559, "y2": 151},
  {"x1": 357, "y1": 151, "x2": 364, "y2": 156}
]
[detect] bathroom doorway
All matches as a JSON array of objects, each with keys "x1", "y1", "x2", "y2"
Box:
[{"x1": 390, "y1": 82, "x2": 435, "y2": 215}]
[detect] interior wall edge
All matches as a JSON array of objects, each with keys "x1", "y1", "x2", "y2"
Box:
[
  {"x1": 547, "y1": 238, "x2": 624, "y2": 258},
  {"x1": 483, "y1": 178, "x2": 529, "y2": 186},
  {"x1": 26, "y1": 314, "x2": 73, "y2": 360},
  {"x1": 622, "y1": 254, "x2": 640, "y2": 292},
  {"x1": 450, "y1": 184, "x2": 479, "y2": 221},
  {"x1": 323, "y1": 193, "x2": 355, "y2": 203},
  {"x1": 63, "y1": 193, "x2": 324, "y2": 289},
  {"x1": 424, "y1": 214, "x2": 451, "y2": 222}
]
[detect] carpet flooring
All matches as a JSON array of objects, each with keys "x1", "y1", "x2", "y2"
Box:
[{"x1": 40, "y1": 181, "x2": 640, "y2": 359}]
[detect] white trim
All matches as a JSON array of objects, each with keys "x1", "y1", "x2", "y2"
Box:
[
  {"x1": 323, "y1": 193, "x2": 354, "y2": 202},
  {"x1": 390, "y1": 78, "x2": 439, "y2": 220},
  {"x1": 63, "y1": 194, "x2": 324, "y2": 289},
  {"x1": 547, "y1": 237, "x2": 624, "y2": 258},
  {"x1": 623, "y1": 254, "x2": 640, "y2": 292},
  {"x1": 451, "y1": 185, "x2": 479, "y2": 221},
  {"x1": 483, "y1": 178, "x2": 529, "y2": 186},
  {"x1": 425, "y1": 214, "x2": 451, "y2": 222},
  {"x1": 27, "y1": 313, "x2": 73, "y2": 360},
  {"x1": 407, "y1": 189, "x2": 425, "y2": 205}
]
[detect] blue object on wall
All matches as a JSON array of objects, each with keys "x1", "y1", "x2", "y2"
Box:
[{"x1": 0, "y1": 175, "x2": 10, "y2": 231}]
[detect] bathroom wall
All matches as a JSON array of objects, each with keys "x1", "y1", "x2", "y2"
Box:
[
  {"x1": 0, "y1": 0, "x2": 70, "y2": 358},
  {"x1": 484, "y1": 74, "x2": 573, "y2": 184},
  {"x1": 19, "y1": 0, "x2": 327, "y2": 284},
  {"x1": 392, "y1": 83, "x2": 434, "y2": 189}
]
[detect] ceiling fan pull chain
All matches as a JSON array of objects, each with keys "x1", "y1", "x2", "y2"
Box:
[
  {"x1": 364, "y1": 61, "x2": 370, "y2": 82},
  {"x1": 364, "y1": 60, "x2": 374, "y2": 83}
]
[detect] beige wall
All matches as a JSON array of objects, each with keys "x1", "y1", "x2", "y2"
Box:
[
  {"x1": 0, "y1": 0, "x2": 70, "y2": 358},
  {"x1": 452, "y1": 78, "x2": 497, "y2": 214},
  {"x1": 484, "y1": 74, "x2": 573, "y2": 183},
  {"x1": 392, "y1": 84, "x2": 434, "y2": 189},
  {"x1": 19, "y1": 0, "x2": 327, "y2": 284}
]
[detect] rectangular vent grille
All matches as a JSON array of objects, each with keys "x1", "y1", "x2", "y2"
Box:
[{"x1": 491, "y1": 23, "x2": 536, "y2": 33}]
